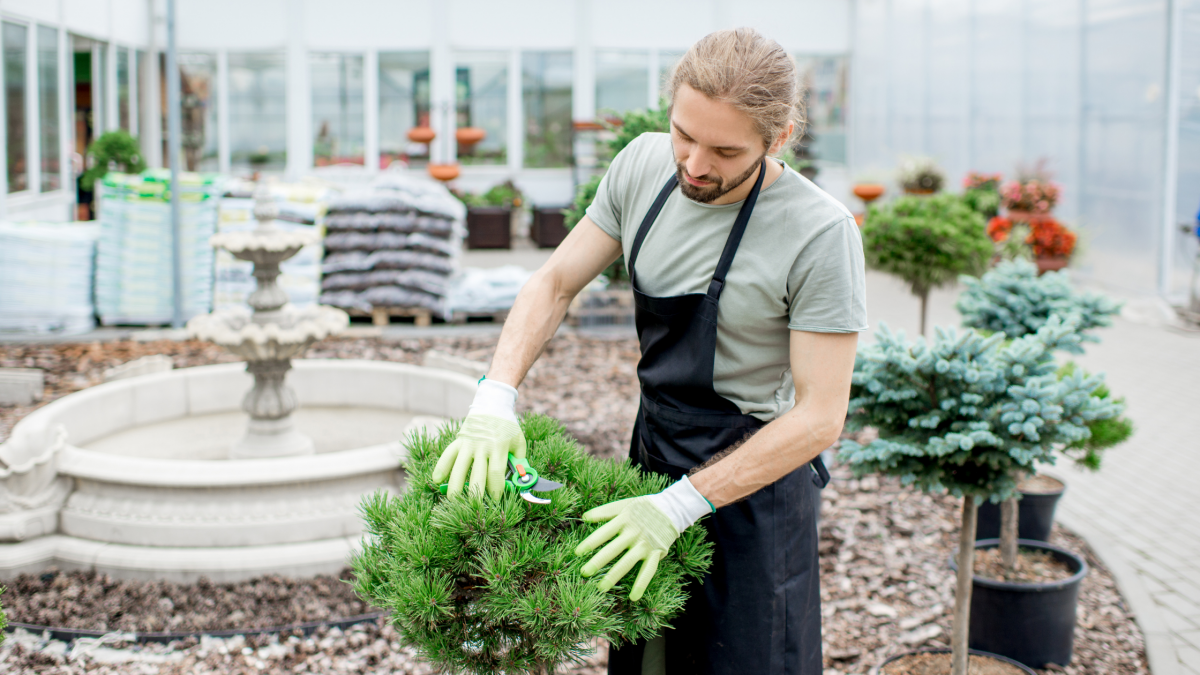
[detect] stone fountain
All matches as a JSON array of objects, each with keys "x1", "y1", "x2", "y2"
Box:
[
  {"x1": 0, "y1": 180, "x2": 476, "y2": 582},
  {"x1": 187, "y1": 186, "x2": 348, "y2": 458}
]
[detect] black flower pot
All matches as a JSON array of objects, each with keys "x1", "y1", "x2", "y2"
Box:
[
  {"x1": 977, "y1": 478, "x2": 1066, "y2": 542},
  {"x1": 879, "y1": 647, "x2": 1035, "y2": 674},
  {"x1": 951, "y1": 539, "x2": 1088, "y2": 669},
  {"x1": 532, "y1": 207, "x2": 569, "y2": 248},
  {"x1": 467, "y1": 207, "x2": 512, "y2": 249}
]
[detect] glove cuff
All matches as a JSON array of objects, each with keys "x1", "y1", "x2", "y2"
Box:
[
  {"x1": 649, "y1": 475, "x2": 714, "y2": 532},
  {"x1": 469, "y1": 378, "x2": 519, "y2": 424}
]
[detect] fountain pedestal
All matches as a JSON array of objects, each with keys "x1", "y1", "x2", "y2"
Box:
[{"x1": 188, "y1": 185, "x2": 348, "y2": 459}]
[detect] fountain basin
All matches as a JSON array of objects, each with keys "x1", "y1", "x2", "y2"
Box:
[{"x1": 0, "y1": 359, "x2": 476, "y2": 581}]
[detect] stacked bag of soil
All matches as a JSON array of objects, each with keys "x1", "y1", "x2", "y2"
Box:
[{"x1": 320, "y1": 175, "x2": 465, "y2": 317}]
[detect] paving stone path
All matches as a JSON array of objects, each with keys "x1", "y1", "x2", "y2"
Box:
[{"x1": 863, "y1": 270, "x2": 1200, "y2": 675}]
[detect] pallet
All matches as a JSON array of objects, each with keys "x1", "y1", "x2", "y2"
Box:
[
  {"x1": 447, "y1": 309, "x2": 509, "y2": 325},
  {"x1": 347, "y1": 306, "x2": 434, "y2": 327}
]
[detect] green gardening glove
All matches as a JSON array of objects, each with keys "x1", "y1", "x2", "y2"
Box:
[
  {"x1": 432, "y1": 413, "x2": 527, "y2": 500},
  {"x1": 575, "y1": 476, "x2": 713, "y2": 600}
]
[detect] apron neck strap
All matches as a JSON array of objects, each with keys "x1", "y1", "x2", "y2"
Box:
[
  {"x1": 627, "y1": 172, "x2": 678, "y2": 285},
  {"x1": 707, "y1": 158, "x2": 766, "y2": 299}
]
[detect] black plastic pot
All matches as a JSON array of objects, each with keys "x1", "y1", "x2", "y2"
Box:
[
  {"x1": 466, "y1": 206, "x2": 512, "y2": 249},
  {"x1": 878, "y1": 647, "x2": 1035, "y2": 674},
  {"x1": 532, "y1": 207, "x2": 569, "y2": 248},
  {"x1": 976, "y1": 479, "x2": 1066, "y2": 542},
  {"x1": 951, "y1": 539, "x2": 1088, "y2": 669}
]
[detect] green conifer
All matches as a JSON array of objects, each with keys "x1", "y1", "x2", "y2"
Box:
[
  {"x1": 956, "y1": 259, "x2": 1121, "y2": 351},
  {"x1": 353, "y1": 414, "x2": 712, "y2": 675}
]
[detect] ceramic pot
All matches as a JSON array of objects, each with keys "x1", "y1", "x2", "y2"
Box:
[
  {"x1": 1036, "y1": 255, "x2": 1069, "y2": 275},
  {"x1": 407, "y1": 127, "x2": 436, "y2": 144},
  {"x1": 427, "y1": 163, "x2": 460, "y2": 182},
  {"x1": 456, "y1": 127, "x2": 487, "y2": 146},
  {"x1": 852, "y1": 183, "x2": 886, "y2": 203}
]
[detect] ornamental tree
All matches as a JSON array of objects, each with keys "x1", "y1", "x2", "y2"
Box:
[
  {"x1": 861, "y1": 194, "x2": 993, "y2": 335},
  {"x1": 839, "y1": 317, "x2": 1121, "y2": 675},
  {"x1": 957, "y1": 259, "x2": 1122, "y2": 351},
  {"x1": 353, "y1": 414, "x2": 712, "y2": 675}
]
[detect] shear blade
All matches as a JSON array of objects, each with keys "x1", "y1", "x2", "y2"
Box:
[
  {"x1": 531, "y1": 478, "x2": 563, "y2": 493},
  {"x1": 519, "y1": 492, "x2": 552, "y2": 504}
]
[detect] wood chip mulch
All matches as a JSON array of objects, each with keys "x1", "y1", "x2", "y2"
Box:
[{"x1": 0, "y1": 335, "x2": 1149, "y2": 675}]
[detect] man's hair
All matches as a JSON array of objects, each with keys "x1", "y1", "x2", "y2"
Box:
[{"x1": 665, "y1": 28, "x2": 805, "y2": 154}]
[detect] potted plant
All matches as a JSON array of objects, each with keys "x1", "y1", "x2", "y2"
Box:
[
  {"x1": 81, "y1": 130, "x2": 147, "y2": 193},
  {"x1": 532, "y1": 204, "x2": 570, "y2": 248},
  {"x1": 458, "y1": 182, "x2": 521, "y2": 249},
  {"x1": 407, "y1": 126, "x2": 436, "y2": 144},
  {"x1": 962, "y1": 172, "x2": 1003, "y2": 220},
  {"x1": 898, "y1": 156, "x2": 945, "y2": 195},
  {"x1": 957, "y1": 259, "x2": 1126, "y2": 540},
  {"x1": 1026, "y1": 216, "x2": 1077, "y2": 274},
  {"x1": 860, "y1": 194, "x2": 993, "y2": 335},
  {"x1": 841, "y1": 316, "x2": 1123, "y2": 673},
  {"x1": 1000, "y1": 175, "x2": 1060, "y2": 223},
  {"x1": 427, "y1": 163, "x2": 460, "y2": 182}
]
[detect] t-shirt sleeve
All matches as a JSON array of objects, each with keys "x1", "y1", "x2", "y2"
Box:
[
  {"x1": 786, "y1": 215, "x2": 869, "y2": 333},
  {"x1": 584, "y1": 135, "x2": 644, "y2": 243}
]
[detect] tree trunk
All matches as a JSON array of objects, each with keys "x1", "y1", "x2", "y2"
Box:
[
  {"x1": 952, "y1": 495, "x2": 978, "y2": 675},
  {"x1": 919, "y1": 288, "x2": 929, "y2": 337},
  {"x1": 1000, "y1": 496, "x2": 1020, "y2": 571}
]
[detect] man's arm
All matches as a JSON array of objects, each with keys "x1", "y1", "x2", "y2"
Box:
[
  {"x1": 689, "y1": 330, "x2": 858, "y2": 508},
  {"x1": 486, "y1": 215, "x2": 623, "y2": 388}
]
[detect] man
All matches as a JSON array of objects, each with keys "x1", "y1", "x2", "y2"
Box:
[{"x1": 433, "y1": 28, "x2": 867, "y2": 675}]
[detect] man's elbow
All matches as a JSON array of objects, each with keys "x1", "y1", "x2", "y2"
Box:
[{"x1": 797, "y1": 405, "x2": 846, "y2": 451}]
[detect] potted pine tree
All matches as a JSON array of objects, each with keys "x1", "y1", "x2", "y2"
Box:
[
  {"x1": 957, "y1": 260, "x2": 1129, "y2": 542},
  {"x1": 861, "y1": 194, "x2": 993, "y2": 335},
  {"x1": 840, "y1": 316, "x2": 1123, "y2": 673},
  {"x1": 353, "y1": 415, "x2": 712, "y2": 675}
]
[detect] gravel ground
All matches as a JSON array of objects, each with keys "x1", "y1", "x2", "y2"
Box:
[{"x1": 0, "y1": 335, "x2": 1149, "y2": 674}]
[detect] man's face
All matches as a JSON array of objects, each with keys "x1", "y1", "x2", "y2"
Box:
[{"x1": 670, "y1": 84, "x2": 768, "y2": 204}]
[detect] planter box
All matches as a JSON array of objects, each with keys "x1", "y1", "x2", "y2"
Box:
[
  {"x1": 467, "y1": 207, "x2": 512, "y2": 249},
  {"x1": 532, "y1": 207, "x2": 570, "y2": 248}
]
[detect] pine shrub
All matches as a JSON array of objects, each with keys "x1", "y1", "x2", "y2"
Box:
[
  {"x1": 0, "y1": 586, "x2": 6, "y2": 645},
  {"x1": 956, "y1": 259, "x2": 1121, "y2": 351},
  {"x1": 353, "y1": 414, "x2": 713, "y2": 675}
]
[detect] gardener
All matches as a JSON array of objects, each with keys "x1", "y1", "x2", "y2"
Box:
[{"x1": 433, "y1": 28, "x2": 866, "y2": 675}]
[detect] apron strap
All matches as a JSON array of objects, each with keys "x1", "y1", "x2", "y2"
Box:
[
  {"x1": 627, "y1": 172, "x2": 679, "y2": 286},
  {"x1": 707, "y1": 158, "x2": 766, "y2": 300}
]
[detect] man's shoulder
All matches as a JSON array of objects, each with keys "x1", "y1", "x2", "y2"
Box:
[{"x1": 766, "y1": 165, "x2": 857, "y2": 235}]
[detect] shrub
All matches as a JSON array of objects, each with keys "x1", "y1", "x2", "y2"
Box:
[
  {"x1": 1057, "y1": 362, "x2": 1134, "y2": 471},
  {"x1": 353, "y1": 414, "x2": 712, "y2": 675},
  {"x1": 898, "y1": 156, "x2": 945, "y2": 193},
  {"x1": 956, "y1": 259, "x2": 1121, "y2": 350},
  {"x1": 962, "y1": 172, "x2": 1003, "y2": 220},
  {"x1": 861, "y1": 194, "x2": 992, "y2": 334},
  {"x1": 82, "y1": 130, "x2": 146, "y2": 192}
]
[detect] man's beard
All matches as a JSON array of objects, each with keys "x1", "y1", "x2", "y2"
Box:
[{"x1": 675, "y1": 155, "x2": 765, "y2": 204}]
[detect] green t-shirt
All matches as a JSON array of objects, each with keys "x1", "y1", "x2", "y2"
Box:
[{"x1": 586, "y1": 132, "x2": 868, "y2": 421}]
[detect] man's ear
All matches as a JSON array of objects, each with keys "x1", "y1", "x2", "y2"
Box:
[{"x1": 769, "y1": 120, "x2": 797, "y2": 156}]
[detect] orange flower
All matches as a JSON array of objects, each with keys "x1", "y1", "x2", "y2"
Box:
[
  {"x1": 987, "y1": 216, "x2": 1013, "y2": 243},
  {"x1": 1025, "y1": 217, "x2": 1077, "y2": 258}
]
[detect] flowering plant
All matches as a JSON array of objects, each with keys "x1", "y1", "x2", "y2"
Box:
[
  {"x1": 986, "y1": 216, "x2": 1012, "y2": 242},
  {"x1": 964, "y1": 172, "x2": 1003, "y2": 192},
  {"x1": 1001, "y1": 179, "x2": 1061, "y2": 214},
  {"x1": 1026, "y1": 216, "x2": 1077, "y2": 258}
]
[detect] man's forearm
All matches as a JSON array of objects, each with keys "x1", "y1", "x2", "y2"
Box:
[
  {"x1": 486, "y1": 269, "x2": 575, "y2": 388},
  {"x1": 688, "y1": 402, "x2": 843, "y2": 508}
]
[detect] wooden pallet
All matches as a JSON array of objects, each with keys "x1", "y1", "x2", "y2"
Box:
[
  {"x1": 348, "y1": 306, "x2": 434, "y2": 327},
  {"x1": 447, "y1": 309, "x2": 510, "y2": 325}
]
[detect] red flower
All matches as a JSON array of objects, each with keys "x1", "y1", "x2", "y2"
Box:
[
  {"x1": 1025, "y1": 216, "x2": 1077, "y2": 258},
  {"x1": 987, "y1": 216, "x2": 1013, "y2": 242}
]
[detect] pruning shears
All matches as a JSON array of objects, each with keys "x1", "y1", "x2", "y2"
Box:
[{"x1": 438, "y1": 454, "x2": 564, "y2": 504}]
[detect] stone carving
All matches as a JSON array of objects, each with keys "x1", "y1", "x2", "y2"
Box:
[{"x1": 0, "y1": 421, "x2": 71, "y2": 541}]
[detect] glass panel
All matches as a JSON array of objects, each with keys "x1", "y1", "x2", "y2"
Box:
[
  {"x1": 379, "y1": 51, "x2": 430, "y2": 169},
  {"x1": 117, "y1": 47, "x2": 129, "y2": 131},
  {"x1": 179, "y1": 53, "x2": 217, "y2": 171},
  {"x1": 136, "y1": 50, "x2": 146, "y2": 139},
  {"x1": 228, "y1": 52, "x2": 287, "y2": 171},
  {"x1": 4, "y1": 22, "x2": 28, "y2": 193},
  {"x1": 455, "y1": 51, "x2": 507, "y2": 165},
  {"x1": 522, "y1": 51, "x2": 572, "y2": 168},
  {"x1": 38, "y1": 26, "x2": 60, "y2": 192},
  {"x1": 794, "y1": 55, "x2": 849, "y2": 165},
  {"x1": 596, "y1": 50, "x2": 648, "y2": 118},
  {"x1": 310, "y1": 52, "x2": 364, "y2": 166},
  {"x1": 658, "y1": 50, "x2": 685, "y2": 102}
]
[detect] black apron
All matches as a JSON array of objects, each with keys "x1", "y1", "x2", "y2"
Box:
[{"x1": 608, "y1": 162, "x2": 829, "y2": 675}]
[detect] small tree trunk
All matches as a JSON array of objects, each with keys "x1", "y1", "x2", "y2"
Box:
[
  {"x1": 919, "y1": 288, "x2": 929, "y2": 337},
  {"x1": 952, "y1": 495, "x2": 978, "y2": 675},
  {"x1": 1000, "y1": 496, "x2": 1020, "y2": 571}
]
